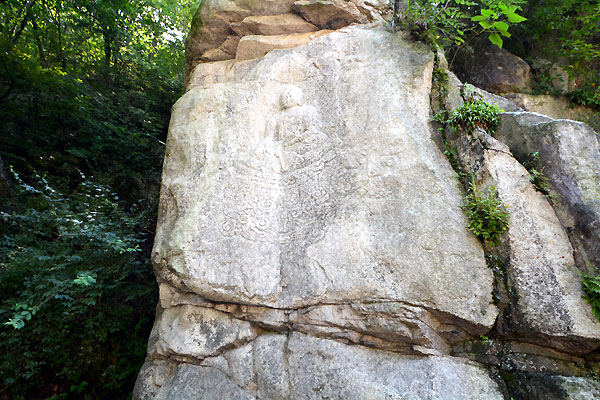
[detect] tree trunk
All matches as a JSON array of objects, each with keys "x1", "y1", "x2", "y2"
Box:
[
  {"x1": 0, "y1": 153, "x2": 9, "y2": 193},
  {"x1": 103, "y1": 27, "x2": 112, "y2": 68},
  {"x1": 31, "y1": 19, "x2": 47, "y2": 67},
  {"x1": 11, "y1": 0, "x2": 37, "y2": 46},
  {"x1": 53, "y1": 0, "x2": 66, "y2": 69}
]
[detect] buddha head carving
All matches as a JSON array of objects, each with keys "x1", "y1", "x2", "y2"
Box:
[{"x1": 279, "y1": 86, "x2": 304, "y2": 110}]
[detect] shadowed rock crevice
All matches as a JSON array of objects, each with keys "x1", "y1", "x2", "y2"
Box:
[{"x1": 153, "y1": 284, "x2": 495, "y2": 358}]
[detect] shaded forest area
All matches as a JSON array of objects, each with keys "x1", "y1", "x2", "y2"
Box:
[
  {"x1": 0, "y1": 1, "x2": 197, "y2": 399},
  {"x1": 0, "y1": 0, "x2": 598, "y2": 399}
]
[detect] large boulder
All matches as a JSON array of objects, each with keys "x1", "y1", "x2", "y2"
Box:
[
  {"x1": 134, "y1": 25, "x2": 508, "y2": 399},
  {"x1": 440, "y1": 68, "x2": 600, "y2": 353},
  {"x1": 448, "y1": 129, "x2": 600, "y2": 354},
  {"x1": 452, "y1": 37, "x2": 532, "y2": 93},
  {"x1": 136, "y1": 3, "x2": 600, "y2": 398},
  {"x1": 155, "y1": 26, "x2": 498, "y2": 346}
]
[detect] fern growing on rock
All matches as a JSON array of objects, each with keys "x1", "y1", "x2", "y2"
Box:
[{"x1": 582, "y1": 273, "x2": 600, "y2": 321}]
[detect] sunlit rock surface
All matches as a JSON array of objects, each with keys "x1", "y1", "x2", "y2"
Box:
[{"x1": 135, "y1": 1, "x2": 600, "y2": 398}]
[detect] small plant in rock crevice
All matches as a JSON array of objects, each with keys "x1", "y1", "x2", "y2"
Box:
[
  {"x1": 433, "y1": 83, "x2": 503, "y2": 136},
  {"x1": 522, "y1": 151, "x2": 556, "y2": 203},
  {"x1": 446, "y1": 98, "x2": 503, "y2": 136},
  {"x1": 582, "y1": 271, "x2": 600, "y2": 322},
  {"x1": 429, "y1": 72, "x2": 508, "y2": 249},
  {"x1": 462, "y1": 182, "x2": 509, "y2": 247}
]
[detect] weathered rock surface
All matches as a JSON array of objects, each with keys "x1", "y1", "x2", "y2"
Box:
[
  {"x1": 200, "y1": 35, "x2": 241, "y2": 62},
  {"x1": 292, "y1": 0, "x2": 368, "y2": 29},
  {"x1": 186, "y1": 0, "x2": 296, "y2": 72},
  {"x1": 231, "y1": 13, "x2": 318, "y2": 37},
  {"x1": 135, "y1": 333, "x2": 505, "y2": 399},
  {"x1": 495, "y1": 112, "x2": 600, "y2": 270},
  {"x1": 155, "y1": 25, "x2": 497, "y2": 339},
  {"x1": 452, "y1": 339, "x2": 590, "y2": 377},
  {"x1": 452, "y1": 37, "x2": 532, "y2": 93},
  {"x1": 448, "y1": 127, "x2": 600, "y2": 354},
  {"x1": 153, "y1": 305, "x2": 260, "y2": 360},
  {"x1": 137, "y1": 2, "x2": 600, "y2": 398},
  {"x1": 235, "y1": 30, "x2": 332, "y2": 61},
  {"x1": 507, "y1": 374, "x2": 600, "y2": 400},
  {"x1": 185, "y1": 0, "x2": 390, "y2": 82},
  {"x1": 503, "y1": 93, "x2": 599, "y2": 131}
]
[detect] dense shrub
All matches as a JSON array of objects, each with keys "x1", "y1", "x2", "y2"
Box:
[
  {"x1": 0, "y1": 1, "x2": 198, "y2": 397},
  {"x1": 0, "y1": 171, "x2": 157, "y2": 399}
]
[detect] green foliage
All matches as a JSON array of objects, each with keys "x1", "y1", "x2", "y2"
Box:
[
  {"x1": 432, "y1": 64, "x2": 450, "y2": 117},
  {"x1": 4, "y1": 303, "x2": 40, "y2": 330},
  {"x1": 399, "y1": 0, "x2": 527, "y2": 49},
  {"x1": 445, "y1": 98, "x2": 503, "y2": 135},
  {"x1": 0, "y1": 0, "x2": 198, "y2": 398},
  {"x1": 582, "y1": 272, "x2": 600, "y2": 321},
  {"x1": 433, "y1": 66, "x2": 450, "y2": 92},
  {"x1": 400, "y1": 0, "x2": 474, "y2": 48},
  {"x1": 0, "y1": 170, "x2": 157, "y2": 399},
  {"x1": 470, "y1": 1, "x2": 527, "y2": 48},
  {"x1": 0, "y1": 0, "x2": 196, "y2": 199},
  {"x1": 511, "y1": 1, "x2": 600, "y2": 110},
  {"x1": 568, "y1": 87, "x2": 600, "y2": 110},
  {"x1": 462, "y1": 183, "x2": 510, "y2": 247}
]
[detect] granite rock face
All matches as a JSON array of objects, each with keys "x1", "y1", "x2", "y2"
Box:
[
  {"x1": 184, "y1": 0, "x2": 386, "y2": 81},
  {"x1": 495, "y1": 112, "x2": 600, "y2": 270},
  {"x1": 448, "y1": 129, "x2": 600, "y2": 354},
  {"x1": 136, "y1": 333, "x2": 505, "y2": 399},
  {"x1": 155, "y1": 25, "x2": 498, "y2": 342},
  {"x1": 136, "y1": 1, "x2": 600, "y2": 398}
]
